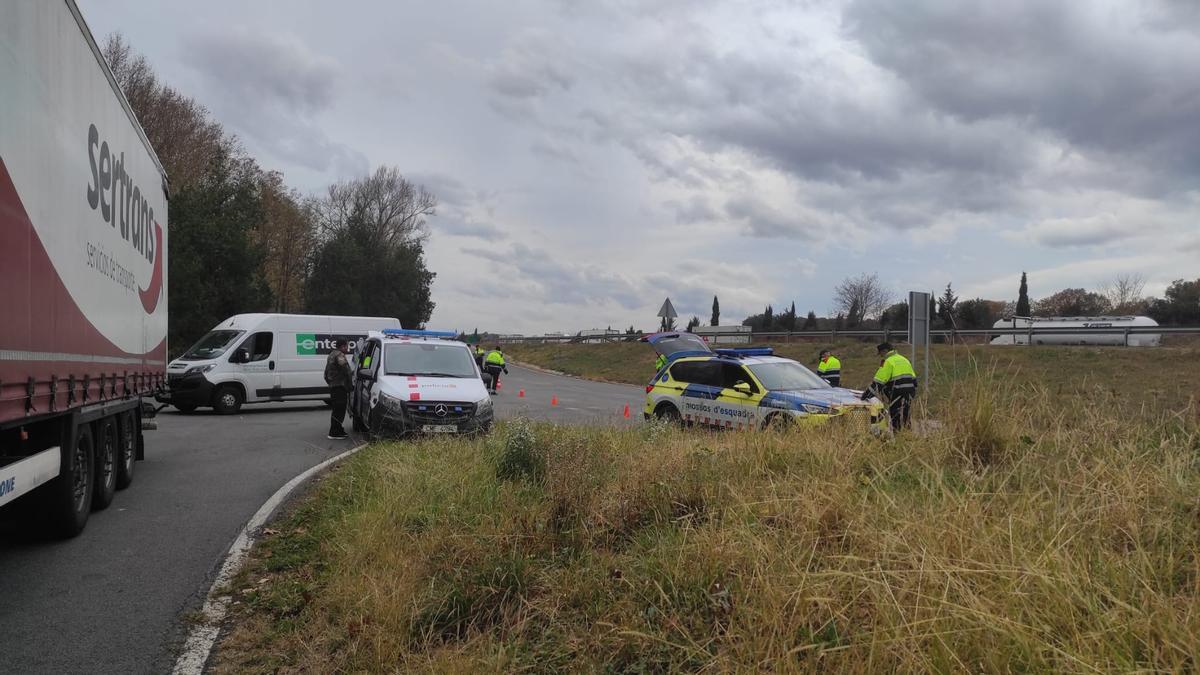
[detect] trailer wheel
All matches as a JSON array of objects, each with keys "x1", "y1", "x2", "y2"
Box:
[
  {"x1": 116, "y1": 410, "x2": 137, "y2": 489},
  {"x1": 92, "y1": 419, "x2": 118, "y2": 510},
  {"x1": 212, "y1": 385, "x2": 244, "y2": 414},
  {"x1": 45, "y1": 424, "x2": 95, "y2": 537}
]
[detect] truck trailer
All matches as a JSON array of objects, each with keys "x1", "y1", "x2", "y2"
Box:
[
  {"x1": 989, "y1": 316, "x2": 1161, "y2": 347},
  {"x1": 1, "y1": 1, "x2": 168, "y2": 536}
]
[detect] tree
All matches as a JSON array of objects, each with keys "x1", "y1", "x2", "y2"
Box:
[
  {"x1": 803, "y1": 311, "x2": 818, "y2": 330},
  {"x1": 1100, "y1": 273, "x2": 1148, "y2": 314},
  {"x1": 256, "y1": 171, "x2": 315, "y2": 312},
  {"x1": 306, "y1": 167, "x2": 437, "y2": 327},
  {"x1": 686, "y1": 316, "x2": 700, "y2": 331},
  {"x1": 834, "y1": 273, "x2": 891, "y2": 324},
  {"x1": 938, "y1": 283, "x2": 959, "y2": 327},
  {"x1": 882, "y1": 302, "x2": 909, "y2": 329},
  {"x1": 168, "y1": 148, "x2": 273, "y2": 349},
  {"x1": 834, "y1": 313, "x2": 845, "y2": 331},
  {"x1": 1033, "y1": 288, "x2": 1112, "y2": 317},
  {"x1": 660, "y1": 316, "x2": 677, "y2": 331},
  {"x1": 1147, "y1": 279, "x2": 1200, "y2": 325},
  {"x1": 955, "y1": 299, "x2": 996, "y2": 329},
  {"x1": 1016, "y1": 272, "x2": 1031, "y2": 317},
  {"x1": 782, "y1": 301, "x2": 797, "y2": 331},
  {"x1": 763, "y1": 305, "x2": 774, "y2": 330},
  {"x1": 711, "y1": 296, "x2": 720, "y2": 326}
]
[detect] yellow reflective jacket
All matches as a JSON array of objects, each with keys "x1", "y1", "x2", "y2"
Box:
[{"x1": 873, "y1": 351, "x2": 917, "y2": 395}]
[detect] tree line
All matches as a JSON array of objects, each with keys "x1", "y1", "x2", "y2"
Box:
[
  {"x1": 724, "y1": 271, "x2": 1199, "y2": 333},
  {"x1": 102, "y1": 36, "x2": 437, "y2": 354}
]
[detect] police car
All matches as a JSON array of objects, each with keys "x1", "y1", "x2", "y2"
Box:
[
  {"x1": 348, "y1": 329, "x2": 493, "y2": 436},
  {"x1": 642, "y1": 332, "x2": 884, "y2": 430}
]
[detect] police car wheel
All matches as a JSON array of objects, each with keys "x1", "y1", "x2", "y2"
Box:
[
  {"x1": 654, "y1": 404, "x2": 682, "y2": 426},
  {"x1": 212, "y1": 385, "x2": 243, "y2": 415},
  {"x1": 764, "y1": 413, "x2": 791, "y2": 432}
]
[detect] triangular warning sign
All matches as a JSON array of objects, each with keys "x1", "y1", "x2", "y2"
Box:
[{"x1": 657, "y1": 297, "x2": 678, "y2": 319}]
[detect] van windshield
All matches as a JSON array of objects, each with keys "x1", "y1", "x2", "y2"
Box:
[
  {"x1": 384, "y1": 343, "x2": 477, "y2": 378},
  {"x1": 180, "y1": 330, "x2": 244, "y2": 360}
]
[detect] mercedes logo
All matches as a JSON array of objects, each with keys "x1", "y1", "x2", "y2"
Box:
[{"x1": 434, "y1": 404, "x2": 448, "y2": 417}]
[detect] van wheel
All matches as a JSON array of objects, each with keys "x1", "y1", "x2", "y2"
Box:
[
  {"x1": 352, "y1": 413, "x2": 367, "y2": 432},
  {"x1": 212, "y1": 385, "x2": 243, "y2": 414},
  {"x1": 45, "y1": 424, "x2": 95, "y2": 537},
  {"x1": 92, "y1": 418, "x2": 118, "y2": 510},
  {"x1": 174, "y1": 404, "x2": 197, "y2": 414},
  {"x1": 116, "y1": 410, "x2": 137, "y2": 490}
]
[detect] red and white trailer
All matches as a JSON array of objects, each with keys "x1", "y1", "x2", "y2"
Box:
[{"x1": 1, "y1": 1, "x2": 168, "y2": 536}]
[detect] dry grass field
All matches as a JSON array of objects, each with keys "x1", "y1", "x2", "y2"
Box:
[{"x1": 211, "y1": 347, "x2": 1200, "y2": 673}]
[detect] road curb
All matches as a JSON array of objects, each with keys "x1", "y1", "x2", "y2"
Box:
[{"x1": 171, "y1": 441, "x2": 368, "y2": 675}]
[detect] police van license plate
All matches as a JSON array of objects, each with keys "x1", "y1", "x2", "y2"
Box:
[{"x1": 422, "y1": 424, "x2": 457, "y2": 433}]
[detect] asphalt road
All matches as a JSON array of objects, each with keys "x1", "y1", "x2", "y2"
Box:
[{"x1": 0, "y1": 365, "x2": 642, "y2": 674}]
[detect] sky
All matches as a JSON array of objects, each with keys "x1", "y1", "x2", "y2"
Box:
[{"x1": 78, "y1": 0, "x2": 1200, "y2": 334}]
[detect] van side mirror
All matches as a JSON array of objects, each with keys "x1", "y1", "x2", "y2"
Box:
[
  {"x1": 733, "y1": 381, "x2": 752, "y2": 395},
  {"x1": 357, "y1": 368, "x2": 373, "y2": 381},
  {"x1": 231, "y1": 348, "x2": 249, "y2": 364}
]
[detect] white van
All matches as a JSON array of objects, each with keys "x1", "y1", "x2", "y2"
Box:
[
  {"x1": 349, "y1": 330, "x2": 493, "y2": 436},
  {"x1": 161, "y1": 314, "x2": 401, "y2": 414}
]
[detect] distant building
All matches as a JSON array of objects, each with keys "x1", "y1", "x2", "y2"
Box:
[{"x1": 578, "y1": 328, "x2": 623, "y2": 344}]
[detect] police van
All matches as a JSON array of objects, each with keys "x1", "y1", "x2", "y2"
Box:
[
  {"x1": 641, "y1": 332, "x2": 884, "y2": 430},
  {"x1": 161, "y1": 314, "x2": 401, "y2": 414},
  {"x1": 349, "y1": 330, "x2": 493, "y2": 436}
]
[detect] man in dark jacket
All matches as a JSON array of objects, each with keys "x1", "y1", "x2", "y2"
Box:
[{"x1": 324, "y1": 339, "x2": 353, "y2": 439}]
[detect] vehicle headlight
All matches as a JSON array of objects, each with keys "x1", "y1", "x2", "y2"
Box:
[
  {"x1": 800, "y1": 403, "x2": 830, "y2": 414},
  {"x1": 475, "y1": 396, "x2": 493, "y2": 413},
  {"x1": 185, "y1": 364, "x2": 215, "y2": 375},
  {"x1": 378, "y1": 392, "x2": 406, "y2": 412}
]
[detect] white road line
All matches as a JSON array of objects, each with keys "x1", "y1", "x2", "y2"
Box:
[{"x1": 171, "y1": 441, "x2": 368, "y2": 675}]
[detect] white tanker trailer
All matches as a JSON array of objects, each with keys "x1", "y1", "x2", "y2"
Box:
[{"x1": 990, "y1": 316, "x2": 1161, "y2": 347}]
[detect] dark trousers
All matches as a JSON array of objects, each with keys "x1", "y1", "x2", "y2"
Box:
[
  {"x1": 823, "y1": 376, "x2": 840, "y2": 387},
  {"x1": 329, "y1": 385, "x2": 348, "y2": 435},
  {"x1": 887, "y1": 394, "x2": 913, "y2": 431},
  {"x1": 484, "y1": 365, "x2": 503, "y2": 391}
]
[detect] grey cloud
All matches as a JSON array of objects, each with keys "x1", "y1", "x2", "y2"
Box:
[
  {"x1": 666, "y1": 196, "x2": 718, "y2": 224},
  {"x1": 182, "y1": 27, "x2": 367, "y2": 176},
  {"x1": 487, "y1": 33, "x2": 574, "y2": 101},
  {"x1": 1026, "y1": 213, "x2": 1138, "y2": 248},
  {"x1": 725, "y1": 197, "x2": 823, "y2": 238},
  {"x1": 436, "y1": 216, "x2": 506, "y2": 241},
  {"x1": 845, "y1": 0, "x2": 1200, "y2": 185},
  {"x1": 463, "y1": 244, "x2": 643, "y2": 309}
]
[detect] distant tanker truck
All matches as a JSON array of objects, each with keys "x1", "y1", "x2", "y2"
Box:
[
  {"x1": 1, "y1": 1, "x2": 167, "y2": 536},
  {"x1": 990, "y1": 316, "x2": 1161, "y2": 347}
]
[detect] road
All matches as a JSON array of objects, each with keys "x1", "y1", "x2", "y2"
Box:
[{"x1": 0, "y1": 365, "x2": 641, "y2": 674}]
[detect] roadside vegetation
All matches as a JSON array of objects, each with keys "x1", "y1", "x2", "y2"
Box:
[
  {"x1": 508, "y1": 340, "x2": 1200, "y2": 415},
  {"x1": 213, "y1": 366, "x2": 1200, "y2": 673}
]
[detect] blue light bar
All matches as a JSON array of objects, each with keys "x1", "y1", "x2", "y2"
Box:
[
  {"x1": 715, "y1": 347, "x2": 774, "y2": 357},
  {"x1": 382, "y1": 329, "x2": 458, "y2": 338}
]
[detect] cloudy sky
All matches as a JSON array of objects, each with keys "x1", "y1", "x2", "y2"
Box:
[{"x1": 80, "y1": 0, "x2": 1200, "y2": 334}]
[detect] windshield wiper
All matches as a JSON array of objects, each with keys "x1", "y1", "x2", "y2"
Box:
[{"x1": 412, "y1": 372, "x2": 464, "y2": 378}]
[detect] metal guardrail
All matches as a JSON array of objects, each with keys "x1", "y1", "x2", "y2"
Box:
[{"x1": 498, "y1": 325, "x2": 1200, "y2": 346}]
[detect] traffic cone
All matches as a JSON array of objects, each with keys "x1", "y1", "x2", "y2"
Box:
[
  {"x1": 518, "y1": 389, "x2": 525, "y2": 398},
  {"x1": 623, "y1": 404, "x2": 630, "y2": 418},
  {"x1": 497, "y1": 380, "x2": 502, "y2": 390},
  {"x1": 551, "y1": 395, "x2": 558, "y2": 406}
]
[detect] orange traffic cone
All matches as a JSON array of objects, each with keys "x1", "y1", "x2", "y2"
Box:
[
  {"x1": 623, "y1": 404, "x2": 630, "y2": 418},
  {"x1": 551, "y1": 396, "x2": 558, "y2": 406},
  {"x1": 518, "y1": 389, "x2": 525, "y2": 398},
  {"x1": 497, "y1": 380, "x2": 502, "y2": 390}
]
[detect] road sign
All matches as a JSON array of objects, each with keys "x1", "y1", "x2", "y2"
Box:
[
  {"x1": 657, "y1": 298, "x2": 677, "y2": 319},
  {"x1": 908, "y1": 291, "x2": 931, "y2": 389}
]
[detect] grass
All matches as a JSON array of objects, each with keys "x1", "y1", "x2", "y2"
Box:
[
  {"x1": 212, "y1": 369, "x2": 1200, "y2": 673},
  {"x1": 507, "y1": 339, "x2": 1200, "y2": 417}
]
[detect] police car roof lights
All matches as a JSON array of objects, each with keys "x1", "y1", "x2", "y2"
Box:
[
  {"x1": 381, "y1": 329, "x2": 458, "y2": 339},
  {"x1": 715, "y1": 347, "x2": 775, "y2": 358}
]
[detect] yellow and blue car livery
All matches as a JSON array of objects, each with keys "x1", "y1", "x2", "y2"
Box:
[{"x1": 639, "y1": 332, "x2": 884, "y2": 431}]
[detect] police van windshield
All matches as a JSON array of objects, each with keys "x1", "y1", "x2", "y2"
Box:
[
  {"x1": 384, "y1": 343, "x2": 477, "y2": 378},
  {"x1": 180, "y1": 330, "x2": 244, "y2": 360},
  {"x1": 748, "y1": 361, "x2": 830, "y2": 391}
]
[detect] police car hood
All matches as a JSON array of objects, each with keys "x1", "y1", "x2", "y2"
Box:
[
  {"x1": 762, "y1": 387, "x2": 868, "y2": 410},
  {"x1": 377, "y1": 375, "x2": 488, "y2": 403}
]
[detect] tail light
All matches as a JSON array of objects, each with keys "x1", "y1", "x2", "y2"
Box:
[{"x1": 645, "y1": 385, "x2": 655, "y2": 393}]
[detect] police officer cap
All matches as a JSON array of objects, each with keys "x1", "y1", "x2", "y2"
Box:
[{"x1": 876, "y1": 342, "x2": 893, "y2": 353}]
